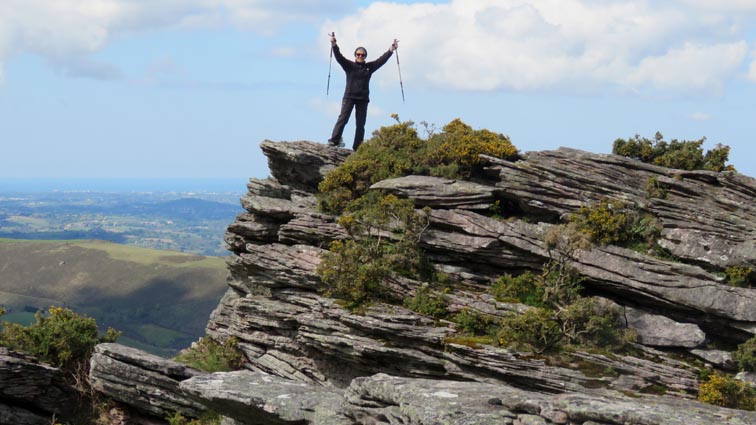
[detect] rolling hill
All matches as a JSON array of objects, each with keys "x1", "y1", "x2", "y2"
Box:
[{"x1": 0, "y1": 238, "x2": 229, "y2": 356}]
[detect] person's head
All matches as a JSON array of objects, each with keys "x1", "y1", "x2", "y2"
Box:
[{"x1": 354, "y1": 47, "x2": 367, "y2": 63}]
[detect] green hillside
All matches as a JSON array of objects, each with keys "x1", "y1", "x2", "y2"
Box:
[{"x1": 0, "y1": 239, "x2": 229, "y2": 356}]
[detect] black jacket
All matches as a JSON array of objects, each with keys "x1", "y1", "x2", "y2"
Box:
[{"x1": 333, "y1": 45, "x2": 393, "y2": 101}]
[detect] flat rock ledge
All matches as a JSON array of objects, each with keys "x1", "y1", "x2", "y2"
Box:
[
  {"x1": 179, "y1": 371, "x2": 756, "y2": 425},
  {"x1": 89, "y1": 343, "x2": 207, "y2": 419}
]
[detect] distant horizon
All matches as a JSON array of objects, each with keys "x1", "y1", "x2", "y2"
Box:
[{"x1": 0, "y1": 177, "x2": 251, "y2": 193}]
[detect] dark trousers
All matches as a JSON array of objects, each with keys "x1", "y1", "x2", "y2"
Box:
[{"x1": 329, "y1": 98, "x2": 368, "y2": 150}]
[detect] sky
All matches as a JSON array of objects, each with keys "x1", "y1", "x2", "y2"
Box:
[{"x1": 2, "y1": 0, "x2": 756, "y2": 188}]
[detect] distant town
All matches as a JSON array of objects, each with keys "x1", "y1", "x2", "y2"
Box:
[{"x1": 0, "y1": 187, "x2": 245, "y2": 256}]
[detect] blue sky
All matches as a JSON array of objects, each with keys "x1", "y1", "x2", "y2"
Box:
[{"x1": 2, "y1": 0, "x2": 756, "y2": 185}]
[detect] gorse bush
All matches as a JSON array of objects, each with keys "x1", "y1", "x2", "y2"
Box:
[
  {"x1": 317, "y1": 192, "x2": 433, "y2": 308},
  {"x1": 733, "y1": 336, "x2": 756, "y2": 372},
  {"x1": 318, "y1": 117, "x2": 519, "y2": 214},
  {"x1": 570, "y1": 199, "x2": 660, "y2": 247},
  {"x1": 490, "y1": 271, "x2": 544, "y2": 307},
  {"x1": 613, "y1": 132, "x2": 734, "y2": 172},
  {"x1": 174, "y1": 336, "x2": 244, "y2": 373},
  {"x1": 404, "y1": 285, "x2": 449, "y2": 319},
  {"x1": 698, "y1": 372, "x2": 756, "y2": 410},
  {"x1": 0, "y1": 306, "x2": 119, "y2": 371},
  {"x1": 726, "y1": 266, "x2": 754, "y2": 288},
  {"x1": 494, "y1": 223, "x2": 628, "y2": 354}
]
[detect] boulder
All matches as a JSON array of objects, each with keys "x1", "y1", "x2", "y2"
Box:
[
  {"x1": 89, "y1": 343, "x2": 206, "y2": 419},
  {"x1": 260, "y1": 140, "x2": 351, "y2": 193},
  {"x1": 0, "y1": 347, "x2": 78, "y2": 421}
]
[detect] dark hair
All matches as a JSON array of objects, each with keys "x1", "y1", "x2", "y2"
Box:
[{"x1": 354, "y1": 47, "x2": 367, "y2": 57}]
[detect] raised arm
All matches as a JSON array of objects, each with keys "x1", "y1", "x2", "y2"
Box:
[
  {"x1": 330, "y1": 32, "x2": 351, "y2": 70},
  {"x1": 368, "y1": 39, "x2": 398, "y2": 72}
]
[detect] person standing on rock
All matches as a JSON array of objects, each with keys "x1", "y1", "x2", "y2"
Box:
[{"x1": 327, "y1": 32, "x2": 398, "y2": 150}]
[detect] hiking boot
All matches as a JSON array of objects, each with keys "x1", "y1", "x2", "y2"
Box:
[{"x1": 328, "y1": 138, "x2": 344, "y2": 148}]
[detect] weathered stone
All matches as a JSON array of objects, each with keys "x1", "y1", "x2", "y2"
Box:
[
  {"x1": 260, "y1": 140, "x2": 351, "y2": 193},
  {"x1": 89, "y1": 343, "x2": 206, "y2": 419},
  {"x1": 371, "y1": 175, "x2": 497, "y2": 209},
  {"x1": 0, "y1": 403, "x2": 52, "y2": 425},
  {"x1": 179, "y1": 370, "x2": 347, "y2": 425},
  {"x1": 344, "y1": 373, "x2": 756, "y2": 425},
  {"x1": 624, "y1": 307, "x2": 706, "y2": 348},
  {"x1": 489, "y1": 148, "x2": 756, "y2": 268},
  {"x1": 278, "y1": 212, "x2": 347, "y2": 245},
  {"x1": 0, "y1": 347, "x2": 78, "y2": 419},
  {"x1": 690, "y1": 349, "x2": 737, "y2": 371},
  {"x1": 226, "y1": 243, "x2": 324, "y2": 292}
]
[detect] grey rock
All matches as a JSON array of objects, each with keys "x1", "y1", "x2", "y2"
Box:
[
  {"x1": 89, "y1": 343, "x2": 206, "y2": 419},
  {"x1": 179, "y1": 370, "x2": 347, "y2": 425},
  {"x1": 344, "y1": 373, "x2": 756, "y2": 425},
  {"x1": 0, "y1": 347, "x2": 78, "y2": 419},
  {"x1": 0, "y1": 403, "x2": 51, "y2": 425},
  {"x1": 260, "y1": 140, "x2": 351, "y2": 193},
  {"x1": 371, "y1": 175, "x2": 497, "y2": 209},
  {"x1": 278, "y1": 212, "x2": 347, "y2": 246},
  {"x1": 736, "y1": 371, "x2": 756, "y2": 386},
  {"x1": 490, "y1": 147, "x2": 756, "y2": 268},
  {"x1": 690, "y1": 349, "x2": 737, "y2": 371},
  {"x1": 227, "y1": 243, "x2": 324, "y2": 292},
  {"x1": 624, "y1": 307, "x2": 706, "y2": 348}
]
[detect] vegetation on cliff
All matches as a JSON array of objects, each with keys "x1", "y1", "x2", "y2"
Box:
[{"x1": 613, "y1": 132, "x2": 733, "y2": 172}]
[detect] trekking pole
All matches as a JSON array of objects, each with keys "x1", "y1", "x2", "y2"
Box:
[
  {"x1": 394, "y1": 39, "x2": 405, "y2": 103},
  {"x1": 327, "y1": 32, "x2": 334, "y2": 96}
]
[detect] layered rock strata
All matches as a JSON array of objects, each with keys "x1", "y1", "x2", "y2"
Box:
[{"x1": 210, "y1": 141, "x2": 756, "y2": 398}]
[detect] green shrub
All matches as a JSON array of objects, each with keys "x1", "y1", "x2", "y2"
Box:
[
  {"x1": 497, "y1": 296, "x2": 625, "y2": 354},
  {"x1": 570, "y1": 199, "x2": 660, "y2": 247},
  {"x1": 490, "y1": 272, "x2": 545, "y2": 307},
  {"x1": 733, "y1": 336, "x2": 756, "y2": 372},
  {"x1": 174, "y1": 337, "x2": 244, "y2": 372},
  {"x1": 498, "y1": 307, "x2": 562, "y2": 353},
  {"x1": 645, "y1": 176, "x2": 668, "y2": 199},
  {"x1": 166, "y1": 411, "x2": 222, "y2": 425},
  {"x1": 0, "y1": 306, "x2": 119, "y2": 371},
  {"x1": 404, "y1": 285, "x2": 449, "y2": 319},
  {"x1": 318, "y1": 118, "x2": 518, "y2": 214},
  {"x1": 726, "y1": 266, "x2": 754, "y2": 287},
  {"x1": 317, "y1": 193, "x2": 433, "y2": 308},
  {"x1": 451, "y1": 308, "x2": 499, "y2": 337},
  {"x1": 698, "y1": 372, "x2": 756, "y2": 410},
  {"x1": 613, "y1": 132, "x2": 734, "y2": 172}
]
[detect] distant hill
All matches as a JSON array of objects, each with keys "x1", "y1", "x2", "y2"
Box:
[{"x1": 0, "y1": 239, "x2": 229, "y2": 356}]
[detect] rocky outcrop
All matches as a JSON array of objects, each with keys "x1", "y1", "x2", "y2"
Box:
[
  {"x1": 83, "y1": 140, "x2": 756, "y2": 423},
  {"x1": 0, "y1": 347, "x2": 78, "y2": 425},
  {"x1": 89, "y1": 343, "x2": 206, "y2": 419},
  {"x1": 213, "y1": 141, "x2": 756, "y2": 394}
]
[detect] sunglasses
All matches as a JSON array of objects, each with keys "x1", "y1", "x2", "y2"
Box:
[{"x1": 355, "y1": 53, "x2": 366, "y2": 57}]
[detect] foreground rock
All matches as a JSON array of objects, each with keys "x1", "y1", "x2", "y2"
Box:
[
  {"x1": 0, "y1": 347, "x2": 78, "y2": 425},
  {"x1": 177, "y1": 371, "x2": 756, "y2": 425},
  {"x1": 89, "y1": 343, "x2": 206, "y2": 419}
]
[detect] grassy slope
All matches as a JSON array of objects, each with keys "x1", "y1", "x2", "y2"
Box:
[{"x1": 0, "y1": 239, "x2": 229, "y2": 357}]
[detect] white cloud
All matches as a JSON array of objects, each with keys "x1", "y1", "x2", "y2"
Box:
[
  {"x1": 324, "y1": 0, "x2": 755, "y2": 95},
  {"x1": 688, "y1": 112, "x2": 712, "y2": 121},
  {"x1": 0, "y1": 0, "x2": 349, "y2": 84}
]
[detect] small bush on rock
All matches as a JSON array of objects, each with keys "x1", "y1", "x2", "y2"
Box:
[
  {"x1": 318, "y1": 117, "x2": 519, "y2": 214},
  {"x1": 726, "y1": 266, "x2": 754, "y2": 288},
  {"x1": 570, "y1": 199, "x2": 660, "y2": 247},
  {"x1": 317, "y1": 193, "x2": 433, "y2": 308},
  {"x1": 404, "y1": 285, "x2": 449, "y2": 319},
  {"x1": 174, "y1": 336, "x2": 244, "y2": 372},
  {"x1": 698, "y1": 372, "x2": 756, "y2": 410},
  {"x1": 613, "y1": 132, "x2": 734, "y2": 172},
  {"x1": 0, "y1": 306, "x2": 119, "y2": 371}
]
